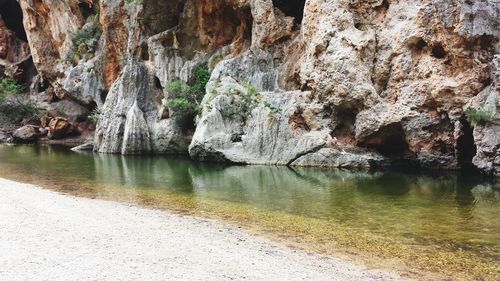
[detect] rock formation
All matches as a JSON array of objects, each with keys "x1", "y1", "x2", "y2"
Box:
[{"x1": 2, "y1": 0, "x2": 499, "y2": 175}]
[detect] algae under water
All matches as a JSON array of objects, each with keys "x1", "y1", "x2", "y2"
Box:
[{"x1": 0, "y1": 144, "x2": 499, "y2": 280}]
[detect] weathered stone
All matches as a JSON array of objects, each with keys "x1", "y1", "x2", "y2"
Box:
[
  {"x1": 47, "y1": 117, "x2": 75, "y2": 139},
  {"x1": 71, "y1": 141, "x2": 94, "y2": 152},
  {"x1": 62, "y1": 59, "x2": 105, "y2": 107},
  {"x1": 291, "y1": 147, "x2": 386, "y2": 170},
  {"x1": 0, "y1": 131, "x2": 12, "y2": 143},
  {"x1": 192, "y1": 76, "x2": 362, "y2": 166},
  {"x1": 12, "y1": 125, "x2": 39, "y2": 143},
  {"x1": 94, "y1": 60, "x2": 188, "y2": 155},
  {"x1": 0, "y1": 11, "x2": 30, "y2": 66},
  {"x1": 18, "y1": 0, "x2": 84, "y2": 80},
  {"x1": 11, "y1": 0, "x2": 500, "y2": 175},
  {"x1": 467, "y1": 55, "x2": 500, "y2": 177}
]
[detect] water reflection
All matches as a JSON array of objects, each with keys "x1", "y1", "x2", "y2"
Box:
[{"x1": 0, "y1": 144, "x2": 499, "y2": 255}]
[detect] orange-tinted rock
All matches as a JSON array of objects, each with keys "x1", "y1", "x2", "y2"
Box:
[
  {"x1": 0, "y1": 17, "x2": 30, "y2": 65},
  {"x1": 18, "y1": 0, "x2": 84, "y2": 80},
  {"x1": 99, "y1": 0, "x2": 128, "y2": 89},
  {"x1": 48, "y1": 117, "x2": 75, "y2": 139}
]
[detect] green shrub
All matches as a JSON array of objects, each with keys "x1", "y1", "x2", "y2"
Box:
[
  {"x1": 264, "y1": 100, "x2": 281, "y2": 115},
  {"x1": 165, "y1": 65, "x2": 211, "y2": 127},
  {"x1": 0, "y1": 77, "x2": 24, "y2": 101},
  {"x1": 465, "y1": 107, "x2": 493, "y2": 126},
  {"x1": 220, "y1": 85, "x2": 261, "y2": 123},
  {"x1": 0, "y1": 100, "x2": 42, "y2": 123},
  {"x1": 0, "y1": 77, "x2": 43, "y2": 122},
  {"x1": 264, "y1": 100, "x2": 281, "y2": 124},
  {"x1": 69, "y1": 25, "x2": 101, "y2": 62},
  {"x1": 220, "y1": 92, "x2": 252, "y2": 121},
  {"x1": 191, "y1": 65, "x2": 211, "y2": 97},
  {"x1": 88, "y1": 109, "x2": 101, "y2": 124}
]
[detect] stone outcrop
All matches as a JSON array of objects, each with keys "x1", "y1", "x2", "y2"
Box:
[
  {"x1": 18, "y1": 0, "x2": 84, "y2": 80},
  {"x1": 0, "y1": 15, "x2": 30, "y2": 66},
  {"x1": 7, "y1": 0, "x2": 500, "y2": 175},
  {"x1": 93, "y1": 60, "x2": 189, "y2": 155},
  {"x1": 190, "y1": 0, "x2": 499, "y2": 172},
  {"x1": 467, "y1": 55, "x2": 500, "y2": 177}
]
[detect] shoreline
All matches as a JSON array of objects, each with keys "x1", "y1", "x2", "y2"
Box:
[{"x1": 0, "y1": 178, "x2": 405, "y2": 281}]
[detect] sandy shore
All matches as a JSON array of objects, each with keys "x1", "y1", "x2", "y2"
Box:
[{"x1": 0, "y1": 178, "x2": 404, "y2": 281}]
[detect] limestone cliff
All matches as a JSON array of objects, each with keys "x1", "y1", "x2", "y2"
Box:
[{"x1": 1, "y1": 0, "x2": 499, "y2": 176}]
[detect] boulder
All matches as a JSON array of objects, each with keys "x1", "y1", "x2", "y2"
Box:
[
  {"x1": 12, "y1": 125, "x2": 40, "y2": 143},
  {"x1": 47, "y1": 117, "x2": 75, "y2": 139}
]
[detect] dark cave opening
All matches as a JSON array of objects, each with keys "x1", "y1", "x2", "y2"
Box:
[
  {"x1": 362, "y1": 123, "x2": 410, "y2": 158},
  {"x1": 272, "y1": 0, "x2": 306, "y2": 25},
  {"x1": 78, "y1": 1, "x2": 97, "y2": 21},
  {"x1": 431, "y1": 44, "x2": 447, "y2": 59},
  {"x1": 142, "y1": 0, "x2": 185, "y2": 35},
  {"x1": 100, "y1": 90, "x2": 108, "y2": 104},
  {"x1": 140, "y1": 42, "x2": 150, "y2": 61},
  {"x1": 36, "y1": 78, "x2": 50, "y2": 93},
  {"x1": 331, "y1": 107, "x2": 358, "y2": 143},
  {"x1": 0, "y1": 0, "x2": 27, "y2": 41},
  {"x1": 377, "y1": 134, "x2": 410, "y2": 157},
  {"x1": 154, "y1": 76, "x2": 163, "y2": 90},
  {"x1": 457, "y1": 117, "x2": 477, "y2": 168}
]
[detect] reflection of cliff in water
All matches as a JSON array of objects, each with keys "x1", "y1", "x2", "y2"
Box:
[
  {"x1": 90, "y1": 150, "x2": 499, "y2": 225},
  {"x1": 1, "y1": 144, "x2": 499, "y2": 263}
]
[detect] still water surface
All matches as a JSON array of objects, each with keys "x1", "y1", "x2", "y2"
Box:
[{"x1": 0, "y1": 144, "x2": 499, "y2": 279}]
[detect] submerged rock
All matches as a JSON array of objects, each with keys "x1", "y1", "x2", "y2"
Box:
[
  {"x1": 291, "y1": 148, "x2": 387, "y2": 170},
  {"x1": 71, "y1": 141, "x2": 94, "y2": 152}
]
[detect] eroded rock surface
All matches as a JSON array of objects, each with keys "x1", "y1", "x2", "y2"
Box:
[
  {"x1": 9, "y1": 0, "x2": 500, "y2": 174},
  {"x1": 467, "y1": 55, "x2": 500, "y2": 177},
  {"x1": 12, "y1": 125, "x2": 39, "y2": 143},
  {"x1": 94, "y1": 60, "x2": 189, "y2": 155}
]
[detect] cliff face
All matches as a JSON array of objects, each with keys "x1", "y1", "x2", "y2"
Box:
[{"x1": 1, "y1": 0, "x2": 499, "y2": 175}]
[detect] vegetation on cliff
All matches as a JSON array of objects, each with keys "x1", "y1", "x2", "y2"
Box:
[{"x1": 165, "y1": 65, "x2": 210, "y2": 127}]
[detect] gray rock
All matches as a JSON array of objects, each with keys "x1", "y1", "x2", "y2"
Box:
[
  {"x1": 189, "y1": 77, "x2": 386, "y2": 168},
  {"x1": 468, "y1": 56, "x2": 500, "y2": 177},
  {"x1": 12, "y1": 125, "x2": 40, "y2": 143},
  {"x1": 94, "y1": 60, "x2": 188, "y2": 155},
  {"x1": 211, "y1": 49, "x2": 280, "y2": 92},
  {"x1": 291, "y1": 148, "x2": 386, "y2": 170},
  {"x1": 71, "y1": 142, "x2": 94, "y2": 152},
  {"x1": 46, "y1": 99, "x2": 90, "y2": 121},
  {"x1": 62, "y1": 59, "x2": 105, "y2": 108},
  {"x1": 122, "y1": 101, "x2": 151, "y2": 155}
]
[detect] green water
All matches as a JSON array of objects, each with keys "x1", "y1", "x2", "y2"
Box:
[{"x1": 0, "y1": 144, "x2": 499, "y2": 279}]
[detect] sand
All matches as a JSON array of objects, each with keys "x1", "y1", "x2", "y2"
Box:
[{"x1": 0, "y1": 178, "x2": 404, "y2": 281}]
